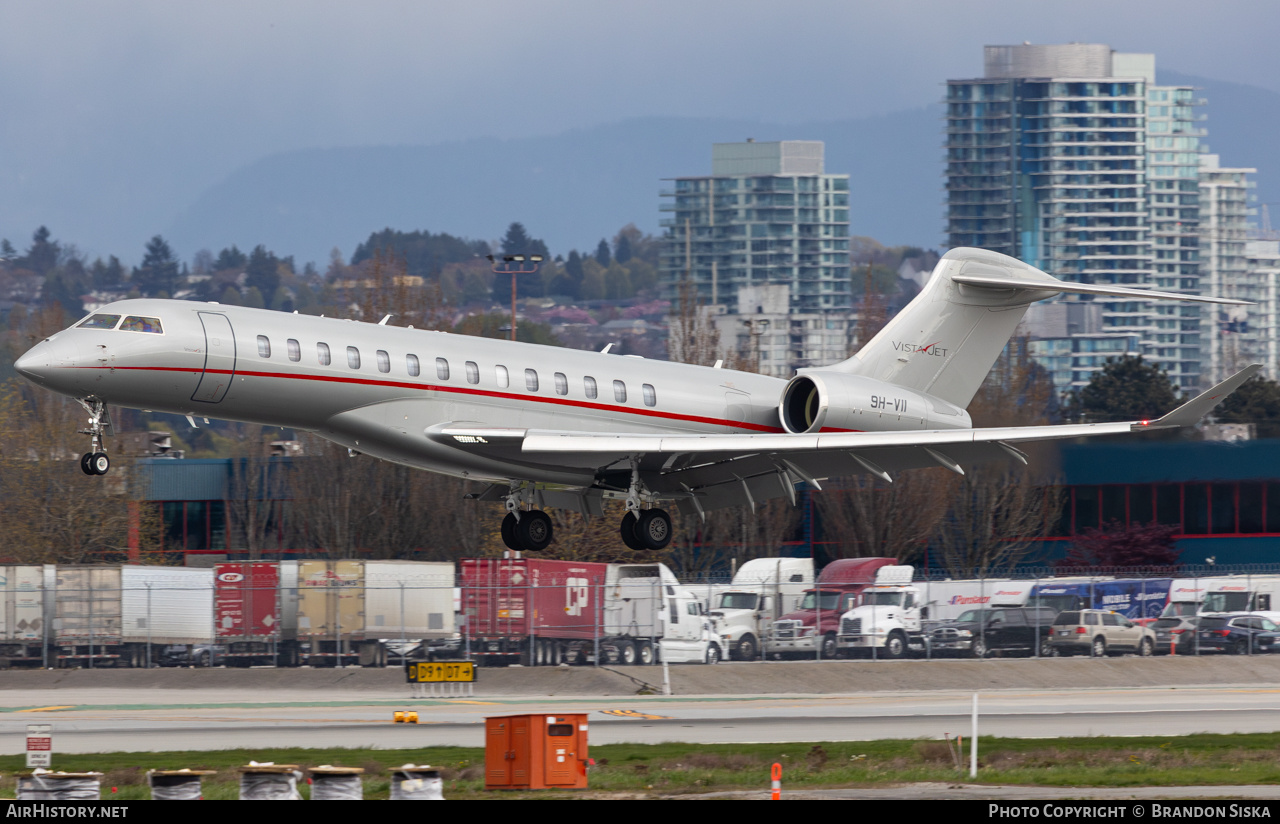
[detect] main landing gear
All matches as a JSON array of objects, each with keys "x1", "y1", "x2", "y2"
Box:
[
  {"x1": 620, "y1": 508, "x2": 673, "y2": 551},
  {"x1": 76, "y1": 398, "x2": 111, "y2": 476}
]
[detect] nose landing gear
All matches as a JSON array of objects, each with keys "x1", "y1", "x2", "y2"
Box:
[{"x1": 75, "y1": 398, "x2": 112, "y2": 476}]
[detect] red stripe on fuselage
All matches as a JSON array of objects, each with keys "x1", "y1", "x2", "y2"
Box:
[{"x1": 71, "y1": 364, "x2": 798, "y2": 434}]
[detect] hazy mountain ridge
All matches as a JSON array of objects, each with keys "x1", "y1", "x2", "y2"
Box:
[{"x1": 158, "y1": 71, "x2": 1273, "y2": 266}]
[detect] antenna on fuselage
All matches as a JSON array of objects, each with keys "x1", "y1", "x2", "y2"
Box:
[
  {"x1": 379, "y1": 315, "x2": 392, "y2": 325},
  {"x1": 600, "y1": 343, "x2": 613, "y2": 354}
]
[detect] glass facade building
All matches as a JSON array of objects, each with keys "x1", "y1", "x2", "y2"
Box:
[
  {"x1": 946, "y1": 45, "x2": 1201, "y2": 391},
  {"x1": 659, "y1": 141, "x2": 851, "y2": 315}
]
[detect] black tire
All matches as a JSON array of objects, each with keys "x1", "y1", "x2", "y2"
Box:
[
  {"x1": 515, "y1": 510, "x2": 553, "y2": 551},
  {"x1": 637, "y1": 642, "x2": 654, "y2": 665},
  {"x1": 195, "y1": 650, "x2": 212, "y2": 668},
  {"x1": 706, "y1": 643, "x2": 721, "y2": 665},
  {"x1": 620, "y1": 641, "x2": 637, "y2": 665},
  {"x1": 1139, "y1": 638, "x2": 1154, "y2": 657},
  {"x1": 635, "y1": 509, "x2": 673, "y2": 550},
  {"x1": 619, "y1": 512, "x2": 645, "y2": 550},
  {"x1": 734, "y1": 634, "x2": 758, "y2": 662},
  {"x1": 819, "y1": 633, "x2": 838, "y2": 660},
  {"x1": 79, "y1": 453, "x2": 95, "y2": 475},
  {"x1": 90, "y1": 452, "x2": 110, "y2": 475},
  {"x1": 1233, "y1": 638, "x2": 1250, "y2": 656},
  {"x1": 1092, "y1": 637, "x2": 1107, "y2": 658},
  {"x1": 883, "y1": 631, "x2": 907, "y2": 660},
  {"x1": 500, "y1": 513, "x2": 520, "y2": 551},
  {"x1": 970, "y1": 638, "x2": 988, "y2": 659}
]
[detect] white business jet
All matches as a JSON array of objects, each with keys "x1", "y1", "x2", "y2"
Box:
[{"x1": 14, "y1": 247, "x2": 1259, "y2": 552}]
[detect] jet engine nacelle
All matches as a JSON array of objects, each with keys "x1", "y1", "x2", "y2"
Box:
[{"x1": 778, "y1": 371, "x2": 972, "y2": 434}]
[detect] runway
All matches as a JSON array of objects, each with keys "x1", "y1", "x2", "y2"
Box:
[{"x1": 5, "y1": 685, "x2": 1280, "y2": 753}]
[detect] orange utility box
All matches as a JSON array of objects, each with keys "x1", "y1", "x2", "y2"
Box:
[{"x1": 485, "y1": 713, "x2": 589, "y2": 790}]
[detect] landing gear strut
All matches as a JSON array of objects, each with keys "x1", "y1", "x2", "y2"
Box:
[{"x1": 76, "y1": 398, "x2": 111, "y2": 476}]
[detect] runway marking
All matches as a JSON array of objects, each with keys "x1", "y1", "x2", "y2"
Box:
[
  {"x1": 601, "y1": 710, "x2": 673, "y2": 719},
  {"x1": 15, "y1": 706, "x2": 75, "y2": 713}
]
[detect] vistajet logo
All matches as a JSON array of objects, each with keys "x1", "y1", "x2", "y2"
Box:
[{"x1": 892, "y1": 341, "x2": 948, "y2": 358}]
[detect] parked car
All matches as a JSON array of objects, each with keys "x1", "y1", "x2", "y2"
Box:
[
  {"x1": 159, "y1": 644, "x2": 225, "y2": 667},
  {"x1": 1048, "y1": 610, "x2": 1156, "y2": 657},
  {"x1": 1150, "y1": 615, "x2": 1201, "y2": 655},
  {"x1": 1195, "y1": 614, "x2": 1280, "y2": 655},
  {"x1": 927, "y1": 606, "x2": 1060, "y2": 658}
]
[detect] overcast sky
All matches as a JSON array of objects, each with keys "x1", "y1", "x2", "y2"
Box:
[{"x1": 3, "y1": 0, "x2": 1278, "y2": 260}]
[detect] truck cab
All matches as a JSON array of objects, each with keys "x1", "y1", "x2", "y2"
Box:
[
  {"x1": 707, "y1": 558, "x2": 813, "y2": 661},
  {"x1": 836, "y1": 565, "x2": 921, "y2": 658},
  {"x1": 764, "y1": 557, "x2": 896, "y2": 660}
]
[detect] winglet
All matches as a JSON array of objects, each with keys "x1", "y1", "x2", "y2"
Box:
[{"x1": 1133, "y1": 364, "x2": 1263, "y2": 431}]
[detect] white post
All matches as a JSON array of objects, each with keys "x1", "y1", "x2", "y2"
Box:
[
  {"x1": 662, "y1": 658, "x2": 671, "y2": 696},
  {"x1": 969, "y1": 692, "x2": 978, "y2": 778}
]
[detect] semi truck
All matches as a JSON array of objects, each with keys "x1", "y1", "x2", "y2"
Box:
[
  {"x1": 1028, "y1": 578, "x2": 1172, "y2": 620},
  {"x1": 763, "y1": 557, "x2": 897, "y2": 659},
  {"x1": 460, "y1": 558, "x2": 719, "y2": 666},
  {"x1": 706, "y1": 557, "x2": 813, "y2": 661}
]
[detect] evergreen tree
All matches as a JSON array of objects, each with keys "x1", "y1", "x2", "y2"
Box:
[
  {"x1": 594, "y1": 238, "x2": 611, "y2": 267},
  {"x1": 1069, "y1": 356, "x2": 1180, "y2": 423},
  {"x1": 1216, "y1": 375, "x2": 1280, "y2": 435},
  {"x1": 132, "y1": 235, "x2": 181, "y2": 297},
  {"x1": 22, "y1": 226, "x2": 60, "y2": 276},
  {"x1": 215, "y1": 245, "x2": 247, "y2": 271},
  {"x1": 244, "y1": 245, "x2": 281, "y2": 297},
  {"x1": 614, "y1": 233, "x2": 632, "y2": 264}
]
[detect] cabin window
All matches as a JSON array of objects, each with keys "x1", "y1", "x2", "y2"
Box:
[
  {"x1": 317, "y1": 343, "x2": 331, "y2": 365},
  {"x1": 376, "y1": 349, "x2": 390, "y2": 373},
  {"x1": 406, "y1": 354, "x2": 420, "y2": 377},
  {"x1": 466, "y1": 361, "x2": 479, "y2": 384},
  {"x1": 525, "y1": 369, "x2": 539, "y2": 391},
  {"x1": 436, "y1": 357, "x2": 450, "y2": 380},
  {"x1": 120, "y1": 316, "x2": 163, "y2": 334},
  {"x1": 584, "y1": 376, "x2": 598, "y2": 399},
  {"x1": 78, "y1": 314, "x2": 121, "y2": 330},
  {"x1": 643, "y1": 383, "x2": 656, "y2": 407},
  {"x1": 257, "y1": 335, "x2": 271, "y2": 358},
  {"x1": 287, "y1": 339, "x2": 301, "y2": 362},
  {"x1": 613, "y1": 380, "x2": 627, "y2": 403},
  {"x1": 554, "y1": 372, "x2": 568, "y2": 395},
  {"x1": 347, "y1": 346, "x2": 361, "y2": 369},
  {"x1": 496, "y1": 365, "x2": 509, "y2": 388}
]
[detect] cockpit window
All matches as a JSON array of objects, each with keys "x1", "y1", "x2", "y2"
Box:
[
  {"x1": 78, "y1": 314, "x2": 121, "y2": 330},
  {"x1": 120, "y1": 316, "x2": 163, "y2": 334}
]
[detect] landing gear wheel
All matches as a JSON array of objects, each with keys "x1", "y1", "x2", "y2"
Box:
[
  {"x1": 500, "y1": 513, "x2": 520, "y2": 551},
  {"x1": 90, "y1": 452, "x2": 110, "y2": 475},
  {"x1": 80, "y1": 453, "x2": 95, "y2": 476},
  {"x1": 619, "y1": 512, "x2": 645, "y2": 550},
  {"x1": 515, "y1": 509, "x2": 553, "y2": 551},
  {"x1": 635, "y1": 509, "x2": 673, "y2": 550}
]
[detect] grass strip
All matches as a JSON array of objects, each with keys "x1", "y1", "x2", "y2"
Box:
[{"x1": 5, "y1": 733, "x2": 1280, "y2": 799}]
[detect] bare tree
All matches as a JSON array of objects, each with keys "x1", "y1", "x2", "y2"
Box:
[
  {"x1": 813, "y1": 469, "x2": 959, "y2": 565},
  {"x1": 930, "y1": 466, "x2": 1063, "y2": 576}
]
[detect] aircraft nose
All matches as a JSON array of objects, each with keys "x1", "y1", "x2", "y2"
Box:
[{"x1": 15, "y1": 340, "x2": 66, "y2": 387}]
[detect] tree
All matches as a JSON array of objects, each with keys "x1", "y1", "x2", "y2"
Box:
[
  {"x1": 133, "y1": 236, "x2": 181, "y2": 297},
  {"x1": 1056, "y1": 521, "x2": 1181, "y2": 573},
  {"x1": 215, "y1": 245, "x2": 247, "y2": 271},
  {"x1": 1069, "y1": 356, "x2": 1180, "y2": 423},
  {"x1": 244, "y1": 245, "x2": 281, "y2": 297},
  {"x1": 21, "y1": 227, "x2": 60, "y2": 277},
  {"x1": 1216, "y1": 375, "x2": 1280, "y2": 436},
  {"x1": 594, "y1": 238, "x2": 611, "y2": 267}
]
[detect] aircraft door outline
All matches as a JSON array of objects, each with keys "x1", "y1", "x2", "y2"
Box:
[{"x1": 191, "y1": 312, "x2": 237, "y2": 403}]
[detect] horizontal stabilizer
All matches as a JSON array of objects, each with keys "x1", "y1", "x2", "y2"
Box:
[{"x1": 952, "y1": 273, "x2": 1251, "y2": 306}]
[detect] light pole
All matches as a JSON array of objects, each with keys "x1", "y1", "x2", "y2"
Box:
[{"x1": 487, "y1": 254, "x2": 544, "y2": 341}]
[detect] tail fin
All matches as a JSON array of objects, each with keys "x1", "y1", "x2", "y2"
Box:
[{"x1": 833, "y1": 247, "x2": 1246, "y2": 409}]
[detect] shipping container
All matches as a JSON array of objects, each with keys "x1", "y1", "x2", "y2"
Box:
[
  {"x1": 460, "y1": 558, "x2": 718, "y2": 666},
  {"x1": 54, "y1": 565, "x2": 214, "y2": 667},
  {"x1": 0, "y1": 565, "x2": 53, "y2": 665}
]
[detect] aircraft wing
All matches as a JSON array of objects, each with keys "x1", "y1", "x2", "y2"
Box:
[{"x1": 440, "y1": 364, "x2": 1261, "y2": 515}]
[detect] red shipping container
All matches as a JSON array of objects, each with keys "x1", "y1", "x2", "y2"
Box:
[
  {"x1": 461, "y1": 559, "x2": 609, "y2": 641},
  {"x1": 215, "y1": 563, "x2": 280, "y2": 640}
]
